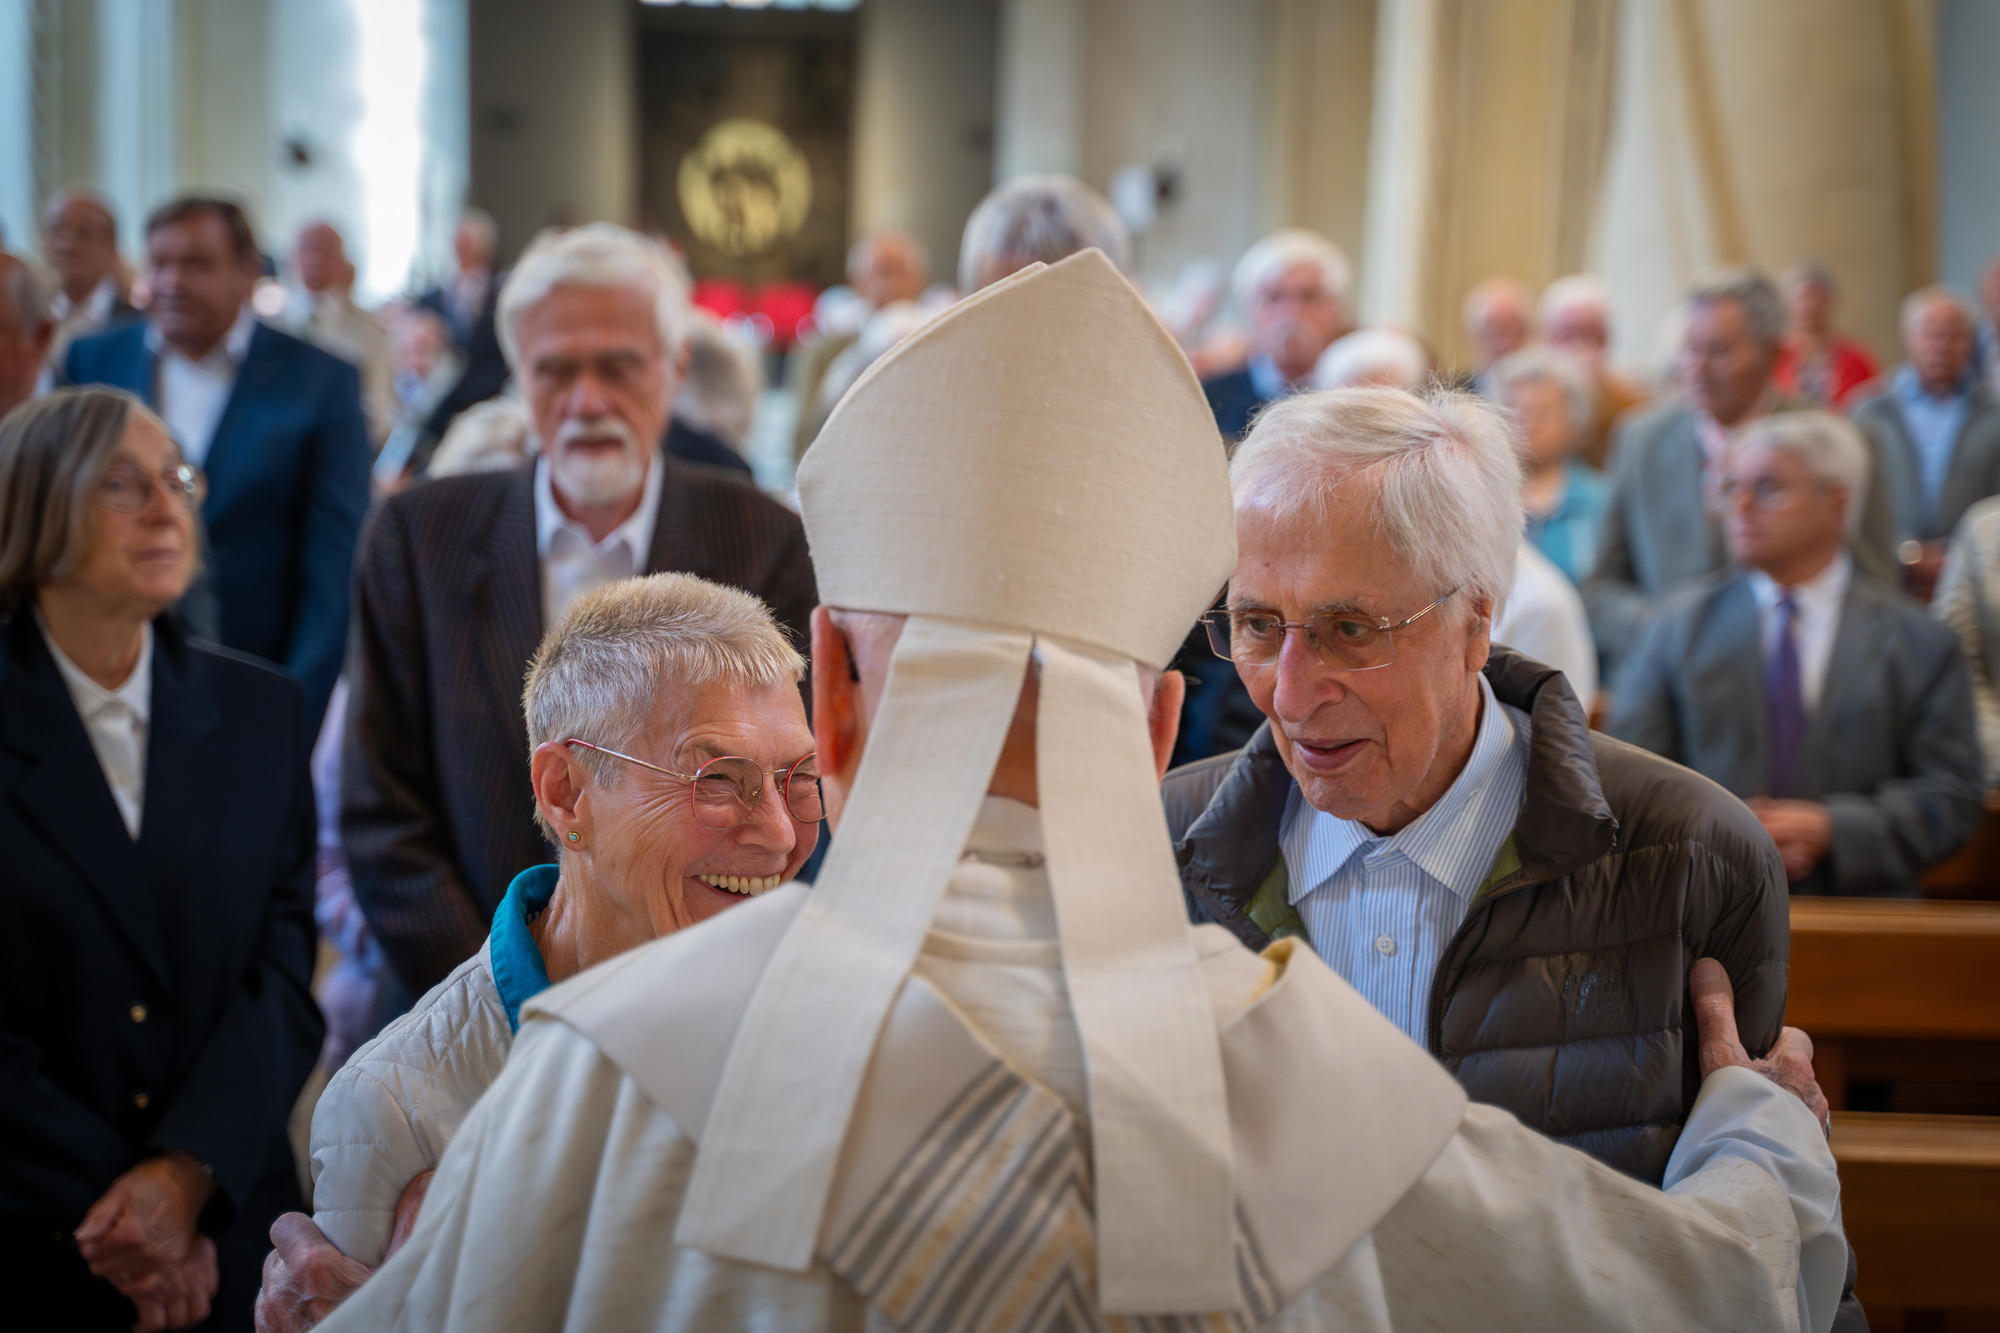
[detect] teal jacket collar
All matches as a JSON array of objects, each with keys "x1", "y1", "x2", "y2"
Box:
[{"x1": 489, "y1": 864, "x2": 558, "y2": 1032}]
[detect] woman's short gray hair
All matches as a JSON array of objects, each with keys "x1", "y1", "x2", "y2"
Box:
[
  {"x1": 523, "y1": 573, "x2": 806, "y2": 837},
  {"x1": 1231, "y1": 229, "x2": 1352, "y2": 312},
  {"x1": 0, "y1": 387, "x2": 163, "y2": 612},
  {"x1": 1231, "y1": 387, "x2": 1524, "y2": 623},
  {"x1": 1492, "y1": 345, "x2": 1596, "y2": 437},
  {"x1": 498, "y1": 223, "x2": 692, "y2": 372},
  {"x1": 1737, "y1": 411, "x2": 1872, "y2": 535},
  {"x1": 957, "y1": 175, "x2": 1130, "y2": 293}
]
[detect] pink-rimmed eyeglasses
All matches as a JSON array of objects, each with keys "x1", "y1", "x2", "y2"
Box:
[{"x1": 561, "y1": 739, "x2": 825, "y2": 831}]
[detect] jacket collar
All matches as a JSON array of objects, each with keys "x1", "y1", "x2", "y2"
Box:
[
  {"x1": 1174, "y1": 646, "x2": 1617, "y2": 946},
  {"x1": 0, "y1": 612, "x2": 206, "y2": 987},
  {"x1": 467, "y1": 465, "x2": 544, "y2": 762}
]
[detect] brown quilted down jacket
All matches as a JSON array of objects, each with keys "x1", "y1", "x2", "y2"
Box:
[{"x1": 1163, "y1": 647, "x2": 1791, "y2": 1185}]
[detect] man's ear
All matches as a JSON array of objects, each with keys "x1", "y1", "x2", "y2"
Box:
[
  {"x1": 1146, "y1": 669, "x2": 1187, "y2": 781},
  {"x1": 1464, "y1": 595, "x2": 1495, "y2": 674},
  {"x1": 529, "y1": 741, "x2": 589, "y2": 844},
  {"x1": 811, "y1": 606, "x2": 861, "y2": 781}
]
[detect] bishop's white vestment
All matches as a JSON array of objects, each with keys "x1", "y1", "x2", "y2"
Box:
[{"x1": 320, "y1": 798, "x2": 1844, "y2": 1333}]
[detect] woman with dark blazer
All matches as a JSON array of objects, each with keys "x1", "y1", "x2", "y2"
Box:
[{"x1": 0, "y1": 388, "x2": 322, "y2": 1331}]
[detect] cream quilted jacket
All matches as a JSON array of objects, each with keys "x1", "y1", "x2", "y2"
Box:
[{"x1": 309, "y1": 941, "x2": 513, "y2": 1265}]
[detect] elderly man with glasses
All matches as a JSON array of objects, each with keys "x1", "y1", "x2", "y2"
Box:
[
  {"x1": 254, "y1": 572, "x2": 820, "y2": 1329},
  {"x1": 1166, "y1": 386, "x2": 1798, "y2": 1189}
]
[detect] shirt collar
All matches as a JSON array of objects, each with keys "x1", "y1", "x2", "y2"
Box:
[
  {"x1": 1895, "y1": 361, "x2": 1975, "y2": 407},
  {"x1": 1247, "y1": 353, "x2": 1300, "y2": 403},
  {"x1": 533, "y1": 446, "x2": 665, "y2": 563},
  {"x1": 33, "y1": 610, "x2": 153, "y2": 727},
  {"x1": 1747, "y1": 549, "x2": 1851, "y2": 614},
  {"x1": 489, "y1": 863, "x2": 560, "y2": 1032},
  {"x1": 146, "y1": 304, "x2": 258, "y2": 368},
  {"x1": 53, "y1": 275, "x2": 119, "y2": 324},
  {"x1": 1288, "y1": 674, "x2": 1528, "y2": 906}
]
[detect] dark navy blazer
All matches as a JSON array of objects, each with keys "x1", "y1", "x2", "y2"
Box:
[
  {"x1": 0, "y1": 614, "x2": 320, "y2": 1322},
  {"x1": 65, "y1": 321, "x2": 372, "y2": 730}
]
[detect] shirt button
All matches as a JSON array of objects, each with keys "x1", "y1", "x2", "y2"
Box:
[
  {"x1": 1374, "y1": 935, "x2": 1397, "y2": 957},
  {"x1": 129, "y1": 1004, "x2": 148, "y2": 1023},
  {"x1": 133, "y1": 1092, "x2": 151, "y2": 1110}
]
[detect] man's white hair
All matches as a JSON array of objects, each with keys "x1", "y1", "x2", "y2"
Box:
[
  {"x1": 1311, "y1": 328, "x2": 1429, "y2": 390},
  {"x1": 1537, "y1": 273, "x2": 1610, "y2": 329},
  {"x1": 1900, "y1": 283, "x2": 1977, "y2": 342},
  {"x1": 675, "y1": 310, "x2": 765, "y2": 450},
  {"x1": 957, "y1": 175, "x2": 1130, "y2": 293},
  {"x1": 1491, "y1": 345, "x2": 1596, "y2": 436},
  {"x1": 428, "y1": 395, "x2": 533, "y2": 477},
  {"x1": 1231, "y1": 387, "x2": 1524, "y2": 623},
  {"x1": 1737, "y1": 411, "x2": 1872, "y2": 536},
  {"x1": 1230, "y1": 228, "x2": 1351, "y2": 312},
  {"x1": 523, "y1": 573, "x2": 805, "y2": 835},
  {"x1": 498, "y1": 223, "x2": 692, "y2": 373}
]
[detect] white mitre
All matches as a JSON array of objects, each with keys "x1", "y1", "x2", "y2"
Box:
[{"x1": 676, "y1": 249, "x2": 1241, "y2": 1316}]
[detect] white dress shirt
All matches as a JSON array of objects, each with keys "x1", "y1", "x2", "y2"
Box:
[
  {"x1": 534, "y1": 454, "x2": 665, "y2": 627},
  {"x1": 150, "y1": 305, "x2": 257, "y2": 466},
  {"x1": 37, "y1": 613, "x2": 152, "y2": 839},
  {"x1": 1278, "y1": 675, "x2": 1531, "y2": 1043},
  {"x1": 1493, "y1": 541, "x2": 1599, "y2": 704},
  {"x1": 1747, "y1": 551, "x2": 1851, "y2": 713}
]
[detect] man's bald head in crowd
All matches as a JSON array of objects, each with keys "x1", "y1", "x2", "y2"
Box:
[
  {"x1": 41, "y1": 189, "x2": 120, "y2": 307},
  {"x1": 0, "y1": 253, "x2": 54, "y2": 419}
]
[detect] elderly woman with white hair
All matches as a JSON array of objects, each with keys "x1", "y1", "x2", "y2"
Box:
[
  {"x1": 1492, "y1": 345, "x2": 1609, "y2": 585},
  {"x1": 1611, "y1": 411, "x2": 1980, "y2": 897},
  {"x1": 1165, "y1": 385, "x2": 1793, "y2": 1190},
  {"x1": 955, "y1": 174, "x2": 1129, "y2": 294},
  {"x1": 257, "y1": 573, "x2": 821, "y2": 1328}
]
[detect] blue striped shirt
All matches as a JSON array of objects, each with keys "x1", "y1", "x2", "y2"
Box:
[{"x1": 1278, "y1": 676, "x2": 1531, "y2": 1045}]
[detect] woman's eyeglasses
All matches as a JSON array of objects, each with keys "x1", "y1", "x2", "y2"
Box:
[
  {"x1": 99, "y1": 461, "x2": 207, "y2": 514},
  {"x1": 561, "y1": 739, "x2": 825, "y2": 832}
]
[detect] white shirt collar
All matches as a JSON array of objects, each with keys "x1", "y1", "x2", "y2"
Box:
[
  {"x1": 1747, "y1": 548, "x2": 1852, "y2": 615},
  {"x1": 146, "y1": 304, "x2": 258, "y2": 368},
  {"x1": 34, "y1": 610, "x2": 153, "y2": 726},
  {"x1": 53, "y1": 274, "x2": 119, "y2": 325},
  {"x1": 533, "y1": 448, "x2": 665, "y2": 564}
]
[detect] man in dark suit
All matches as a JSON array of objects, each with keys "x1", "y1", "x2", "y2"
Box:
[
  {"x1": 1611, "y1": 411, "x2": 1981, "y2": 896},
  {"x1": 40, "y1": 188, "x2": 142, "y2": 379},
  {"x1": 64, "y1": 197, "x2": 371, "y2": 729},
  {"x1": 412, "y1": 209, "x2": 510, "y2": 456},
  {"x1": 1199, "y1": 228, "x2": 1353, "y2": 442},
  {"x1": 1852, "y1": 285, "x2": 2000, "y2": 601},
  {"x1": 1585, "y1": 268, "x2": 1898, "y2": 673},
  {"x1": 344, "y1": 222, "x2": 817, "y2": 994}
]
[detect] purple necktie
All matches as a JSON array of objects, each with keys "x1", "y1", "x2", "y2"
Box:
[{"x1": 1767, "y1": 594, "x2": 1805, "y2": 798}]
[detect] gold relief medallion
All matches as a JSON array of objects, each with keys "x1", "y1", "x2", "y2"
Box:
[{"x1": 677, "y1": 119, "x2": 813, "y2": 257}]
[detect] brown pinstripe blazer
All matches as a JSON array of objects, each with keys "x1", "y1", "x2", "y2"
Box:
[{"x1": 340, "y1": 454, "x2": 817, "y2": 993}]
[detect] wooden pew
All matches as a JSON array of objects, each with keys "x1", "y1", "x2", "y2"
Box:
[
  {"x1": 1831, "y1": 1113, "x2": 2000, "y2": 1318},
  {"x1": 1920, "y1": 793, "x2": 2000, "y2": 901},
  {"x1": 1791, "y1": 899, "x2": 2000, "y2": 1323}
]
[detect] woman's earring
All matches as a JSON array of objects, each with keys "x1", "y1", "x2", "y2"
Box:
[{"x1": 567, "y1": 831, "x2": 580, "y2": 843}]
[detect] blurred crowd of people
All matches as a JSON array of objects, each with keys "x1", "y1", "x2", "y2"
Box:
[{"x1": 0, "y1": 167, "x2": 1981, "y2": 1328}]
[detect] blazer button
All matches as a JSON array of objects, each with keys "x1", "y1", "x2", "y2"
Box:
[
  {"x1": 130, "y1": 1004, "x2": 148, "y2": 1023},
  {"x1": 133, "y1": 1091, "x2": 150, "y2": 1110}
]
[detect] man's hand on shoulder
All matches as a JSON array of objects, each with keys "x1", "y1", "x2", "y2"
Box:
[
  {"x1": 255, "y1": 1214, "x2": 372, "y2": 1333},
  {"x1": 1692, "y1": 956, "x2": 1831, "y2": 1137}
]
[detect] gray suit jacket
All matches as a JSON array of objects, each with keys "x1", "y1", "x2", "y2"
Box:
[
  {"x1": 1608, "y1": 568, "x2": 1982, "y2": 896},
  {"x1": 1852, "y1": 379, "x2": 2000, "y2": 542},
  {"x1": 1584, "y1": 403, "x2": 1899, "y2": 667}
]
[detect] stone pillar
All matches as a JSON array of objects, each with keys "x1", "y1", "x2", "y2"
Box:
[
  {"x1": 1267, "y1": 0, "x2": 1378, "y2": 274},
  {"x1": 994, "y1": 0, "x2": 1086, "y2": 181}
]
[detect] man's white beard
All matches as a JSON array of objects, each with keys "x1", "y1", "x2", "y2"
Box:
[{"x1": 550, "y1": 416, "x2": 648, "y2": 505}]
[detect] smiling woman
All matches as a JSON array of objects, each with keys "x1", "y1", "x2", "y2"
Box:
[{"x1": 255, "y1": 571, "x2": 815, "y2": 1325}]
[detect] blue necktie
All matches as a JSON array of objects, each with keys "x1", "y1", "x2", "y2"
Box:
[{"x1": 1767, "y1": 594, "x2": 1805, "y2": 798}]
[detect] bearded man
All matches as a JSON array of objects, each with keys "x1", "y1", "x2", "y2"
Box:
[
  {"x1": 317, "y1": 251, "x2": 1843, "y2": 1333},
  {"x1": 341, "y1": 223, "x2": 816, "y2": 998}
]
